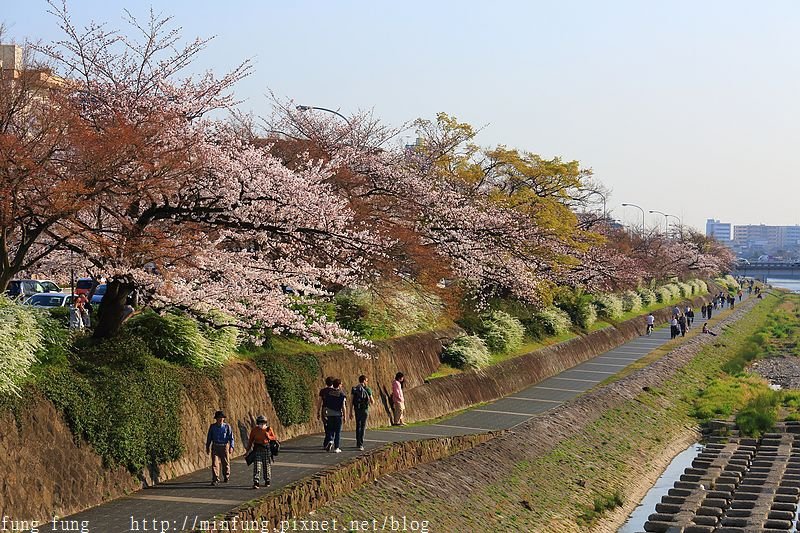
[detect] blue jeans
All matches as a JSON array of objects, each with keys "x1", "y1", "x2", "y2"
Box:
[
  {"x1": 326, "y1": 415, "x2": 342, "y2": 449},
  {"x1": 322, "y1": 417, "x2": 330, "y2": 447},
  {"x1": 355, "y1": 410, "x2": 369, "y2": 447}
]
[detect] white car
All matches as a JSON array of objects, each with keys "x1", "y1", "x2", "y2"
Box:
[{"x1": 24, "y1": 292, "x2": 75, "y2": 308}]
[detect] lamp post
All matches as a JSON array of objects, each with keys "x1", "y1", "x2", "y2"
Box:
[
  {"x1": 666, "y1": 214, "x2": 681, "y2": 239},
  {"x1": 649, "y1": 209, "x2": 672, "y2": 236},
  {"x1": 295, "y1": 105, "x2": 352, "y2": 127},
  {"x1": 621, "y1": 203, "x2": 646, "y2": 236},
  {"x1": 587, "y1": 190, "x2": 607, "y2": 219}
]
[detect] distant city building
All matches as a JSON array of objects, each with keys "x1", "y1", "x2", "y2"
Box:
[
  {"x1": 728, "y1": 223, "x2": 800, "y2": 258},
  {"x1": 706, "y1": 219, "x2": 732, "y2": 242}
]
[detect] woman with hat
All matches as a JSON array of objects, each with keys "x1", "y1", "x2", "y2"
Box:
[
  {"x1": 246, "y1": 415, "x2": 277, "y2": 489},
  {"x1": 205, "y1": 410, "x2": 234, "y2": 486}
]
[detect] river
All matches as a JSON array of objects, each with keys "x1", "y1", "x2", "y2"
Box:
[{"x1": 767, "y1": 278, "x2": 800, "y2": 293}]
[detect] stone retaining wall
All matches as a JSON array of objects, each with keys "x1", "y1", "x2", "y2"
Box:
[{"x1": 203, "y1": 432, "x2": 498, "y2": 532}]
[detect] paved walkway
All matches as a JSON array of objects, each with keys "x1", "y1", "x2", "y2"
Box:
[{"x1": 39, "y1": 309, "x2": 732, "y2": 532}]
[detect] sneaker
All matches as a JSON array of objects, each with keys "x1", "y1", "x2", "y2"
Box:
[
  {"x1": 335, "y1": 448, "x2": 342, "y2": 453},
  {"x1": 359, "y1": 446, "x2": 365, "y2": 451},
  {"x1": 210, "y1": 480, "x2": 218, "y2": 487},
  {"x1": 223, "y1": 477, "x2": 229, "y2": 483},
  {"x1": 325, "y1": 442, "x2": 333, "y2": 452},
  {"x1": 252, "y1": 483, "x2": 259, "y2": 489},
  {"x1": 265, "y1": 479, "x2": 271, "y2": 486}
]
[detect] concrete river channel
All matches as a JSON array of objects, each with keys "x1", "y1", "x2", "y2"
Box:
[{"x1": 619, "y1": 425, "x2": 800, "y2": 532}]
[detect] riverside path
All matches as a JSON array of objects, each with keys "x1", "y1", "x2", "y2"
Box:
[{"x1": 37, "y1": 308, "x2": 734, "y2": 533}]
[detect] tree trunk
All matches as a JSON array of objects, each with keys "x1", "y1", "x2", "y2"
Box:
[
  {"x1": 93, "y1": 279, "x2": 132, "y2": 339},
  {"x1": 0, "y1": 272, "x2": 12, "y2": 294}
]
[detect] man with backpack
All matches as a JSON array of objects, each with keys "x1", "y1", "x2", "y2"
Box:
[
  {"x1": 350, "y1": 375, "x2": 375, "y2": 451},
  {"x1": 323, "y1": 378, "x2": 347, "y2": 453}
]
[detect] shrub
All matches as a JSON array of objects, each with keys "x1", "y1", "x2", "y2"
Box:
[
  {"x1": 655, "y1": 286, "x2": 672, "y2": 303},
  {"x1": 39, "y1": 352, "x2": 184, "y2": 472},
  {"x1": 593, "y1": 294, "x2": 624, "y2": 320},
  {"x1": 555, "y1": 288, "x2": 597, "y2": 330},
  {"x1": 677, "y1": 282, "x2": 692, "y2": 298},
  {"x1": 736, "y1": 391, "x2": 779, "y2": 437},
  {"x1": 254, "y1": 354, "x2": 319, "y2": 426},
  {"x1": 694, "y1": 279, "x2": 708, "y2": 294},
  {"x1": 442, "y1": 335, "x2": 490, "y2": 369},
  {"x1": 33, "y1": 311, "x2": 72, "y2": 367},
  {"x1": 335, "y1": 287, "x2": 442, "y2": 339},
  {"x1": 125, "y1": 309, "x2": 236, "y2": 368},
  {"x1": 663, "y1": 283, "x2": 681, "y2": 300},
  {"x1": 0, "y1": 297, "x2": 42, "y2": 396},
  {"x1": 621, "y1": 291, "x2": 642, "y2": 313},
  {"x1": 480, "y1": 311, "x2": 525, "y2": 354},
  {"x1": 638, "y1": 288, "x2": 656, "y2": 307},
  {"x1": 532, "y1": 306, "x2": 572, "y2": 337}
]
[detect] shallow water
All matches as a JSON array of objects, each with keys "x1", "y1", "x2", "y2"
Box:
[
  {"x1": 617, "y1": 442, "x2": 704, "y2": 532},
  {"x1": 768, "y1": 278, "x2": 800, "y2": 293}
]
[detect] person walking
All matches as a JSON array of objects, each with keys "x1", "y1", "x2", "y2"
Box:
[
  {"x1": 317, "y1": 376, "x2": 335, "y2": 449},
  {"x1": 205, "y1": 410, "x2": 234, "y2": 486},
  {"x1": 700, "y1": 304, "x2": 707, "y2": 320},
  {"x1": 670, "y1": 316, "x2": 679, "y2": 339},
  {"x1": 392, "y1": 372, "x2": 406, "y2": 426},
  {"x1": 707, "y1": 304, "x2": 713, "y2": 320},
  {"x1": 685, "y1": 306, "x2": 694, "y2": 328},
  {"x1": 645, "y1": 312, "x2": 655, "y2": 336},
  {"x1": 678, "y1": 313, "x2": 687, "y2": 337},
  {"x1": 738, "y1": 289, "x2": 743, "y2": 302},
  {"x1": 350, "y1": 375, "x2": 375, "y2": 451},
  {"x1": 322, "y1": 378, "x2": 347, "y2": 453},
  {"x1": 246, "y1": 415, "x2": 277, "y2": 489}
]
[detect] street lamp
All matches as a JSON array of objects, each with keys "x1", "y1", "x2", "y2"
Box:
[
  {"x1": 586, "y1": 190, "x2": 607, "y2": 219},
  {"x1": 666, "y1": 214, "x2": 681, "y2": 238},
  {"x1": 649, "y1": 209, "x2": 673, "y2": 236},
  {"x1": 295, "y1": 105, "x2": 352, "y2": 127},
  {"x1": 621, "y1": 203, "x2": 646, "y2": 236}
]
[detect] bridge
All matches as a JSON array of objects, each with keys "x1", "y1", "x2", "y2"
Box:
[{"x1": 733, "y1": 262, "x2": 800, "y2": 280}]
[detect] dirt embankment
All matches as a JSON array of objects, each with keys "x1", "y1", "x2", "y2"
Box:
[{"x1": 301, "y1": 296, "x2": 763, "y2": 532}]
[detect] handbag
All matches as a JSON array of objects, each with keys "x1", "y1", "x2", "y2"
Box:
[
  {"x1": 245, "y1": 449, "x2": 257, "y2": 466},
  {"x1": 269, "y1": 440, "x2": 280, "y2": 457}
]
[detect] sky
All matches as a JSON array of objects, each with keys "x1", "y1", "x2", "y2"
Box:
[{"x1": 4, "y1": 0, "x2": 799, "y2": 232}]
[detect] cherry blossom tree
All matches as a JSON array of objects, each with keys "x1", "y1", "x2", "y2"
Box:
[{"x1": 29, "y1": 3, "x2": 384, "y2": 344}]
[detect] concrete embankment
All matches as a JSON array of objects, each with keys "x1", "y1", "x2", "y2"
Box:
[{"x1": 296, "y1": 295, "x2": 770, "y2": 532}]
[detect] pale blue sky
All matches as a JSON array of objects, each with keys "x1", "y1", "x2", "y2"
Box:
[{"x1": 5, "y1": 1, "x2": 800, "y2": 231}]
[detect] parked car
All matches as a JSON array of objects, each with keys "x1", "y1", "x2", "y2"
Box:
[
  {"x1": 5, "y1": 279, "x2": 47, "y2": 300},
  {"x1": 38, "y1": 280, "x2": 62, "y2": 293},
  {"x1": 90, "y1": 284, "x2": 107, "y2": 305},
  {"x1": 24, "y1": 292, "x2": 75, "y2": 308},
  {"x1": 75, "y1": 277, "x2": 95, "y2": 296}
]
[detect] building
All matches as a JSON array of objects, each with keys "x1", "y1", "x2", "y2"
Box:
[
  {"x1": 731, "y1": 224, "x2": 800, "y2": 258},
  {"x1": 0, "y1": 44, "x2": 66, "y2": 94},
  {"x1": 706, "y1": 219, "x2": 732, "y2": 242}
]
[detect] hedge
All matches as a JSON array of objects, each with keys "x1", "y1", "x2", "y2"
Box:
[
  {"x1": 39, "y1": 336, "x2": 184, "y2": 472},
  {"x1": 255, "y1": 353, "x2": 319, "y2": 426}
]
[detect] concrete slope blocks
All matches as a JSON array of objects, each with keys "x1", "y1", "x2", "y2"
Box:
[{"x1": 641, "y1": 431, "x2": 800, "y2": 532}]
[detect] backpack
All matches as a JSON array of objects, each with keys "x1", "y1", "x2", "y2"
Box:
[
  {"x1": 352, "y1": 385, "x2": 370, "y2": 410},
  {"x1": 324, "y1": 390, "x2": 346, "y2": 413}
]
